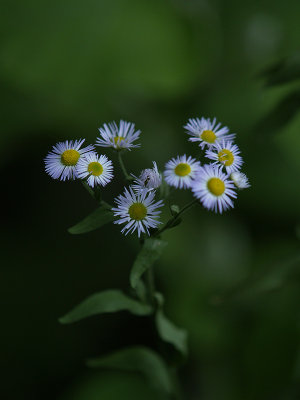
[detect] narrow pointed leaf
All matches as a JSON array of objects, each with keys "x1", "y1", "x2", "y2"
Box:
[
  {"x1": 87, "y1": 346, "x2": 172, "y2": 395},
  {"x1": 261, "y1": 53, "x2": 300, "y2": 87},
  {"x1": 130, "y1": 238, "x2": 167, "y2": 289},
  {"x1": 59, "y1": 290, "x2": 152, "y2": 324},
  {"x1": 255, "y1": 91, "x2": 300, "y2": 136},
  {"x1": 156, "y1": 309, "x2": 188, "y2": 356},
  {"x1": 68, "y1": 205, "x2": 114, "y2": 234}
]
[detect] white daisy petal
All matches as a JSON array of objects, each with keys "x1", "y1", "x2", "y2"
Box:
[
  {"x1": 191, "y1": 164, "x2": 237, "y2": 213},
  {"x1": 230, "y1": 171, "x2": 251, "y2": 189},
  {"x1": 132, "y1": 161, "x2": 162, "y2": 194},
  {"x1": 44, "y1": 139, "x2": 95, "y2": 181},
  {"x1": 76, "y1": 152, "x2": 114, "y2": 187},
  {"x1": 164, "y1": 155, "x2": 201, "y2": 189},
  {"x1": 184, "y1": 117, "x2": 235, "y2": 149},
  {"x1": 205, "y1": 140, "x2": 243, "y2": 174},
  {"x1": 112, "y1": 187, "x2": 164, "y2": 237},
  {"x1": 96, "y1": 120, "x2": 141, "y2": 150}
]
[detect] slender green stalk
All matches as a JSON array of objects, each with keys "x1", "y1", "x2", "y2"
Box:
[
  {"x1": 81, "y1": 180, "x2": 96, "y2": 199},
  {"x1": 117, "y1": 151, "x2": 132, "y2": 181},
  {"x1": 81, "y1": 180, "x2": 112, "y2": 209},
  {"x1": 153, "y1": 198, "x2": 199, "y2": 237}
]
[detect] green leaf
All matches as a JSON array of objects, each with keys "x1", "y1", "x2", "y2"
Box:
[
  {"x1": 130, "y1": 238, "x2": 167, "y2": 289},
  {"x1": 170, "y1": 204, "x2": 180, "y2": 216},
  {"x1": 155, "y1": 309, "x2": 188, "y2": 357},
  {"x1": 86, "y1": 346, "x2": 173, "y2": 395},
  {"x1": 68, "y1": 205, "x2": 114, "y2": 234},
  {"x1": 255, "y1": 90, "x2": 300, "y2": 136},
  {"x1": 59, "y1": 290, "x2": 152, "y2": 324},
  {"x1": 261, "y1": 53, "x2": 300, "y2": 87},
  {"x1": 214, "y1": 252, "x2": 300, "y2": 303}
]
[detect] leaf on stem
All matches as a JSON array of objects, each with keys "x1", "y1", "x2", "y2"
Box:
[
  {"x1": 255, "y1": 90, "x2": 300, "y2": 136},
  {"x1": 68, "y1": 205, "x2": 114, "y2": 234},
  {"x1": 155, "y1": 309, "x2": 188, "y2": 357},
  {"x1": 170, "y1": 204, "x2": 180, "y2": 216},
  {"x1": 86, "y1": 346, "x2": 173, "y2": 395},
  {"x1": 59, "y1": 289, "x2": 152, "y2": 324},
  {"x1": 130, "y1": 238, "x2": 167, "y2": 289},
  {"x1": 261, "y1": 53, "x2": 300, "y2": 87}
]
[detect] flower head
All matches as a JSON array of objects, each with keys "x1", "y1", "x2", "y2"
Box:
[
  {"x1": 112, "y1": 187, "x2": 164, "y2": 237},
  {"x1": 184, "y1": 117, "x2": 235, "y2": 149},
  {"x1": 96, "y1": 120, "x2": 141, "y2": 150},
  {"x1": 230, "y1": 171, "x2": 250, "y2": 189},
  {"x1": 132, "y1": 161, "x2": 162, "y2": 194},
  {"x1": 44, "y1": 139, "x2": 95, "y2": 181},
  {"x1": 205, "y1": 140, "x2": 243, "y2": 174},
  {"x1": 76, "y1": 152, "x2": 114, "y2": 187},
  {"x1": 164, "y1": 155, "x2": 201, "y2": 189},
  {"x1": 191, "y1": 165, "x2": 237, "y2": 213}
]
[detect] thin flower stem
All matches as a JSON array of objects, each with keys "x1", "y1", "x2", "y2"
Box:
[
  {"x1": 81, "y1": 180, "x2": 112, "y2": 209},
  {"x1": 153, "y1": 198, "x2": 199, "y2": 237},
  {"x1": 117, "y1": 151, "x2": 133, "y2": 182},
  {"x1": 81, "y1": 180, "x2": 95, "y2": 198}
]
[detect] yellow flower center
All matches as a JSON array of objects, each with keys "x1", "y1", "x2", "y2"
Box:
[
  {"x1": 88, "y1": 161, "x2": 103, "y2": 176},
  {"x1": 174, "y1": 163, "x2": 191, "y2": 177},
  {"x1": 114, "y1": 136, "x2": 125, "y2": 146},
  {"x1": 201, "y1": 130, "x2": 216, "y2": 143},
  {"x1": 129, "y1": 202, "x2": 147, "y2": 221},
  {"x1": 207, "y1": 177, "x2": 225, "y2": 196},
  {"x1": 218, "y1": 149, "x2": 234, "y2": 166},
  {"x1": 61, "y1": 149, "x2": 80, "y2": 166}
]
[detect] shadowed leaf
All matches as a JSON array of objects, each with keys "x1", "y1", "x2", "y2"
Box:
[
  {"x1": 155, "y1": 309, "x2": 188, "y2": 357},
  {"x1": 68, "y1": 205, "x2": 114, "y2": 234},
  {"x1": 130, "y1": 238, "x2": 167, "y2": 289},
  {"x1": 255, "y1": 91, "x2": 300, "y2": 136},
  {"x1": 87, "y1": 346, "x2": 172, "y2": 395},
  {"x1": 59, "y1": 290, "x2": 152, "y2": 324},
  {"x1": 261, "y1": 53, "x2": 300, "y2": 87}
]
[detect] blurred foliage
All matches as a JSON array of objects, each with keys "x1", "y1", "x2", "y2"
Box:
[{"x1": 2, "y1": 0, "x2": 300, "y2": 399}]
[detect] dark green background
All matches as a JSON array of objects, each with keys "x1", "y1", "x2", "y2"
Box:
[{"x1": 1, "y1": 0, "x2": 300, "y2": 398}]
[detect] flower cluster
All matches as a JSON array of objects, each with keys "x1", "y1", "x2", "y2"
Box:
[{"x1": 45, "y1": 117, "x2": 250, "y2": 237}]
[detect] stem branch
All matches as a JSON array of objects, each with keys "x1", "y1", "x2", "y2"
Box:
[{"x1": 153, "y1": 198, "x2": 199, "y2": 237}]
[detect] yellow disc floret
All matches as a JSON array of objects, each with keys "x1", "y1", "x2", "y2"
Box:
[
  {"x1": 207, "y1": 177, "x2": 225, "y2": 196},
  {"x1": 129, "y1": 203, "x2": 147, "y2": 221},
  {"x1": 114, "y1": 136, "x2": 125, "y2": 146},
  {"x1": 61, "y1": 149, "x2": 80, "y2": 166},
  {"x1": 201, "y1": 130, "x2": 217, "y2": 143},
  {"x1": 218, "y1": 149, "x2": 234, "y2": 166},
  {"x1": 174, "y1": 163, "x2": 191, "y2": 177},
  {"x1": 88, "y1": 162, "x2": 103, "y2": 176}
]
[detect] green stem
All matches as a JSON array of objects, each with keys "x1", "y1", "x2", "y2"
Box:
[
  {"x1": 117, "y1": 151, "x2": 132, "y2": 182},
  {"x1": 153, "y1": 198, "x2": 199, "y2": 237},
  {"x1": 81, "y1": 180, "x2": 96, "y2": 199},
  {"x1": 81, "y1": 180, "x2": 112, "y2": 209}
]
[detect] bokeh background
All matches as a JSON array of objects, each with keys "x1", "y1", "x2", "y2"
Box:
[{"x1": 2, "y1": 0, "x2": 300, "y2": 399}]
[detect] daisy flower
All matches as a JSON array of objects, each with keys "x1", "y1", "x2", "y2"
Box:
[
  {"x1": 230, "y1": 171, "x2": 250, "y2": 189},
  {"x1": 112, "y1": 187, "x2": 164, "y2": 237},
  {"x1": 184, "y1": 117, "x2": 235, "y2": 149},
  {"x1": 132, "y1": 161, "x2": 162, "y2": 194},
  {"x1": 76, "y1": 152, "x2": 114, "y2": 188},
  {"x1": 96, "y1": 120, "x2": 141, "y2": 150},
  {"x1": 205, "y1": 140, "x2": 243, "y2": 174},
  {"x1": 164, "y1": 155, "x2": 201, "y2": 189},
  {"x1": 44, "y1": 139, "x2": 95, "y2": 181},
  {"x1": 191, "y1": 164, "x2": 237, "y2": 213}
]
